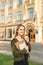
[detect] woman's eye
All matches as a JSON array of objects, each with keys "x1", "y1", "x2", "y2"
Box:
[
  {"x1": 20, "y1": 29, "x2": 22, "y2": 30},
  {"x1": 20, "y1": 29, "x2": 25, "y2": 30}
]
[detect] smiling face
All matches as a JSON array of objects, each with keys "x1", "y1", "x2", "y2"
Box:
[{"x1": 17, "y1": 26, "x2": 25, "y2": 36}]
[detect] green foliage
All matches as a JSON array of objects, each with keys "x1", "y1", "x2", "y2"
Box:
[
  {"x1": 0, "y1": 53, "x2": 13, "y2": 65},
  {"x1": 0, "y1": 53, "x2": 42, "y2": 65}
]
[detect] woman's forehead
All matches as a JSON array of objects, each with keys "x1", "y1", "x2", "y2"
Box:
[{"x1": 19, "y1": 26, "x2": 25, "y2": 29}]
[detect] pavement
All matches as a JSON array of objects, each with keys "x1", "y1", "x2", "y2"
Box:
[
  {"x1": 0, "y1": 41, "x2": 43, "y2": 64},
  {"x1": 30, "y1": 43, "x2": 43, "y2": 64}
]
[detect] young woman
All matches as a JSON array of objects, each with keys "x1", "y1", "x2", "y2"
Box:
[{"x1": 11, "y1": 24, "x2": 31, "y2": 65}]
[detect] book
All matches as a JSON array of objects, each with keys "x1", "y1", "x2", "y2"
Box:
[{"x1": 15, "y1": 39, "x2": 26, "y2": 50}]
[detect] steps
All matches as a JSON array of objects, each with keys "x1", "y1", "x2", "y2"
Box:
[{"x1": 0, "y1": 41, "x2": 11, "y2": 46}]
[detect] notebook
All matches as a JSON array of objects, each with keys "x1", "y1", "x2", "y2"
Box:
[{"x1": 15, "y1": 39, "x2": 26, "y2": 50}]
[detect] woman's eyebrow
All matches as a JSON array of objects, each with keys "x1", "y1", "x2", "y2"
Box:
[{"x1": 20, "y1": 29, "x2": 25, "y2": 30}]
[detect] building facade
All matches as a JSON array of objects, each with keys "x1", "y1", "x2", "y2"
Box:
[{"x1": 0, "y1": 0, "x2": 43, "y2": 43}]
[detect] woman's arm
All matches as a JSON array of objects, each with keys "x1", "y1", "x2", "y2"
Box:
[
  {"x1": 24, "y1": 35, "x2": 31, "y2": 52},
  {"x1": 11, "y1": 39, "x2": 27, "y2": 56},
  {"x1": 27, "y1": 42, "x2": 31, "y2": 52}
]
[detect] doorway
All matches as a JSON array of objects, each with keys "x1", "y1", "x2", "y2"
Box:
[{"x1": 28, "y1": 29, "x2": 35, "y2": 42}]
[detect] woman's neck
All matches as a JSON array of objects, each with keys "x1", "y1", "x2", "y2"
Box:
[{"x1": 16, "y1": 35, "x2": 24, "y2": 41}]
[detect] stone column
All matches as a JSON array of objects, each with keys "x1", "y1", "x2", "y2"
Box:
[
  {"x1": 35, "y1": 26, "x2": 42, "y2": 43},
  {"x1": 5, "y1": 0, "x2": 8, "y2": 40},
  {"x1": 35, "y1": 0, "x2": 42, "y2": 42}
]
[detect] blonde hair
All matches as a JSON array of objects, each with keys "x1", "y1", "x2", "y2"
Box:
[{"x1": 14, "y1": 24, "x2": 25, "y2": 38}]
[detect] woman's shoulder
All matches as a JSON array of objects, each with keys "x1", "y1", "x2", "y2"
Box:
[
  {"x1": 11, "y1": 38, "x2": 18, "y2": 45},
  {"x1": 11, "y1": 38, "x2": 18, "y2": 42}
]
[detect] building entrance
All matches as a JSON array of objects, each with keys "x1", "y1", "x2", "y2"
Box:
[{"x1": 28, "y1": 29, "x2": 35, "y2": 42}]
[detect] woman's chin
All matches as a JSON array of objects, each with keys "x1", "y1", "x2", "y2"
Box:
[{"x1": 20, "y1": 34, "x2": 24, "y2": 36}]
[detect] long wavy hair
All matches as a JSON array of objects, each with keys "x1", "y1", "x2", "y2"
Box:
[{"x1": 15, "y1": 24, "x2": 25, "y2": 38}]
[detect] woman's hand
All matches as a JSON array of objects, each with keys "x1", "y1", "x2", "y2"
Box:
[{"x1": 25, "y1": 45, "x2": 28, "y2": 51}]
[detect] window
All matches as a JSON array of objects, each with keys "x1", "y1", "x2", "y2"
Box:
[
  {"x1": 0, "y1": 29, "x2": 5, "y2": 39},
  {"x1": 8, "y1": 0, "x2": 13, "y2": 8},
  {"x1": 29, "y1": 29, "x2": 33, "y2": 32},
  {"x1": 0, "y1": 32, "x2": 5, "y2": 38},
  {"x1": 1, "y1": 2, "x2": 5, "y2": 10},
  {"x1": 18, "y1": 0, "x2": 22, "y2": 4},
  {"x1": 13, "y1": 28, "x2": 15, "y2": 34},
  {"x1": 8, "y1": 13, "x2": 13, "y2": 22},
  {"x1": 7, "y1": 29, "x2": 12, "y2": 38},
  {"x1": 1, "y1": 15, "x2": 5, "y2": 24},
  {"x1": 28, "y1": 8, "x2": 34, "y2": 19},
  {"x1": 17, "y1": 11, "x2": 22, "y2": 21}
]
